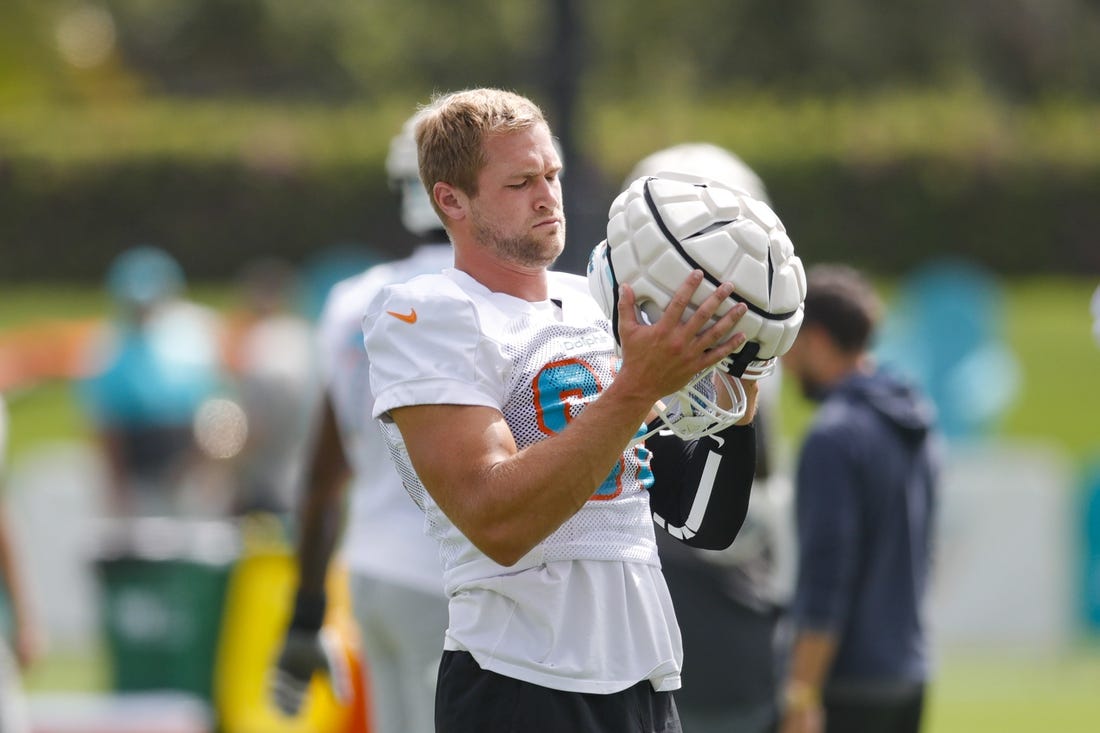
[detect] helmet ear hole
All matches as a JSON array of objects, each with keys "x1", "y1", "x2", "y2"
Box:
[{"x1": 639, "y1": 302, "x2": 661, "y2": 326}]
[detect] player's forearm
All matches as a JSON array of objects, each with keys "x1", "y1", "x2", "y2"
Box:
[
  {"x1": 0, "y1": 505, "x2": 34, "y2": 649},
  {"x1": 295, "y1": 491, "x2": 344, "y2": 596},
  {"x1": 0, "y1": 512, "x2": 22, "y2": 614},
  {"x1": 731, "y1": 377, "x2": 759, "y2": 425},
  {"x1": 784, "y1": 629, "x2": 838, "y2": 701},
  {"x1": 294, "y1": 396, "x2": 350, "y2": 596},
  {"x1": 455, "y1": 381, "x2": 655, "y2": 565}
]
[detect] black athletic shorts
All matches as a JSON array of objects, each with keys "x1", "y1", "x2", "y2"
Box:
[{"x1": 435, "y1": 650, "x2": 682, "y2": 733}]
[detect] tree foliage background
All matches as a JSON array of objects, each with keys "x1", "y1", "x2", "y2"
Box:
[
  {"x1": 6, "y1": 0, "x2": 1100, "y2": 102},
  {"x1": 1, "y1": 0, "x2": 1099, "y2": 278}
]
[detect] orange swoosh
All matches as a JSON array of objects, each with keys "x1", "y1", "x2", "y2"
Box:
[{"x1": 386, "y1": 308, "x2": 418, "y2": 324}]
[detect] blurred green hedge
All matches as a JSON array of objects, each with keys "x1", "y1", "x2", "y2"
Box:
[
  {"x1": 0, "y1": 156, "x2": 407, "y2": 280},
  {"x1": 1, "y1": 92, "x2": 1098, "y2": 280},
  {"x1": 758, "y1": 158, "x2": 1100, "y2": 274}
]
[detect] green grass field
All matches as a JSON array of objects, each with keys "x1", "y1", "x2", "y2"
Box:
[
  {"x1": 22, "y1": 647, "x2": 1100, "y2": 733},
  {"x1": 925, "y1": 646, "x2": 1100, "y2": 733},
  {"x1": 4, "y1": 275, "x2": 1100, "y2": 731}
]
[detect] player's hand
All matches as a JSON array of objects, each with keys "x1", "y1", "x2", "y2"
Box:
[
  {"x1": 780, "y1": 681, "x2": 824, "y2": 733},
  {"x1": 269, "y1": 626, "x2": 351, "y2": 716},
  {"x1": 12, "y1": 618, "x2": 46, "y2": 670},
  {"x1": 617, "y1": 270, "x2": 748, "y2": 400}
]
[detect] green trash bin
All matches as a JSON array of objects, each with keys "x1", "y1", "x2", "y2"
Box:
[{"x1": 96, "y1": 518, "x2": 239, "y2": 704}]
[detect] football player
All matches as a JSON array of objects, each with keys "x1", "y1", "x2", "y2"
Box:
[{"x1": 363, "y1": 88, "x2": 759, "y2": 733}]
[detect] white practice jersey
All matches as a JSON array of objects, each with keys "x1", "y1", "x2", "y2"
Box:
[
  {"x1": 316, "y1": 244, "x2": 453, "y2": 594},
  {"x1": 365, "y1": 267, "x2": 682, "y2": 694}
]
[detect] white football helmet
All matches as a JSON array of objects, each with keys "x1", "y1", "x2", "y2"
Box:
[
  {"x1": 626, "y1": 142, "x2": 770, "y2": 204},
  {"x1": 386, "y1": 116, "x2": 445, "y2": 238},
  {"x1": 588, "y1": 173, "x2": 806, "y2": 441}
]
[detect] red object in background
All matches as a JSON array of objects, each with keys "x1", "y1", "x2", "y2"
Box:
[{"x1": 0, "y1": 319, "x2": 100, "y2": 390}]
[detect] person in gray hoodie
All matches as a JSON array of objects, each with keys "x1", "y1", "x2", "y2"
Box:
[{"x1": 778, "y1": 264, "x2": 942, "y2": 733}]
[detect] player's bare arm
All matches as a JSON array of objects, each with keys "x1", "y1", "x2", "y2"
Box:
[{"x1": 391, "y1": 270, "x2": 749, "y2": 566}]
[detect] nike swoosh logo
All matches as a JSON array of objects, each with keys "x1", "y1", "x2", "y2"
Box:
[{"x1": 386, "y1": 308, "x2": 417, "y2": 324}]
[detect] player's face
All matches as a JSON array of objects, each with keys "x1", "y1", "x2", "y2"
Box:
[
  {"x1": 469, "y1": 124, "x2": 565, "y2": 269},
  {"x1": 781, "y1": 329, "x2": 828, "y2": 402}
]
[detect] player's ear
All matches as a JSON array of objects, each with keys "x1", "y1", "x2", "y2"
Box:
[{"x1": 433, "y1": 182, "x2": 467, "y2": 222}]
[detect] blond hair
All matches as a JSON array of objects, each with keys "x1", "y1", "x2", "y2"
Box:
[{"x1": 413, "y1": 88, "x2": 548, "y2": 222}]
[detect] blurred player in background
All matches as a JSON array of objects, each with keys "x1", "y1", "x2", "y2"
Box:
[
  {"x1": 779, "y1": 265, "x2": 941, "y2": 733},
  {"x1": 78, "y1": 246, "x2": 225, "y2": 517},
  {"x1": 364, "y1": 88, "x2": 759, "y2": 733},
  {"x1": 270, "y1": 116, "x2": 453, "y2": 733},
  {"x1": 626, "y1": 143, "x2": 796, "y2": 733},
  {"x1": 222, "y1": 257, "x2": 320, "y2": 517},
  {"x1": 0, "y1": 393, "x2": 42, "y2": 733}
]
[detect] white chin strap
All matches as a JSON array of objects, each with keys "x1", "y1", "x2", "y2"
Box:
[{"x1": 632, "y1": 368, "x2": 747, "y2": 445}]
